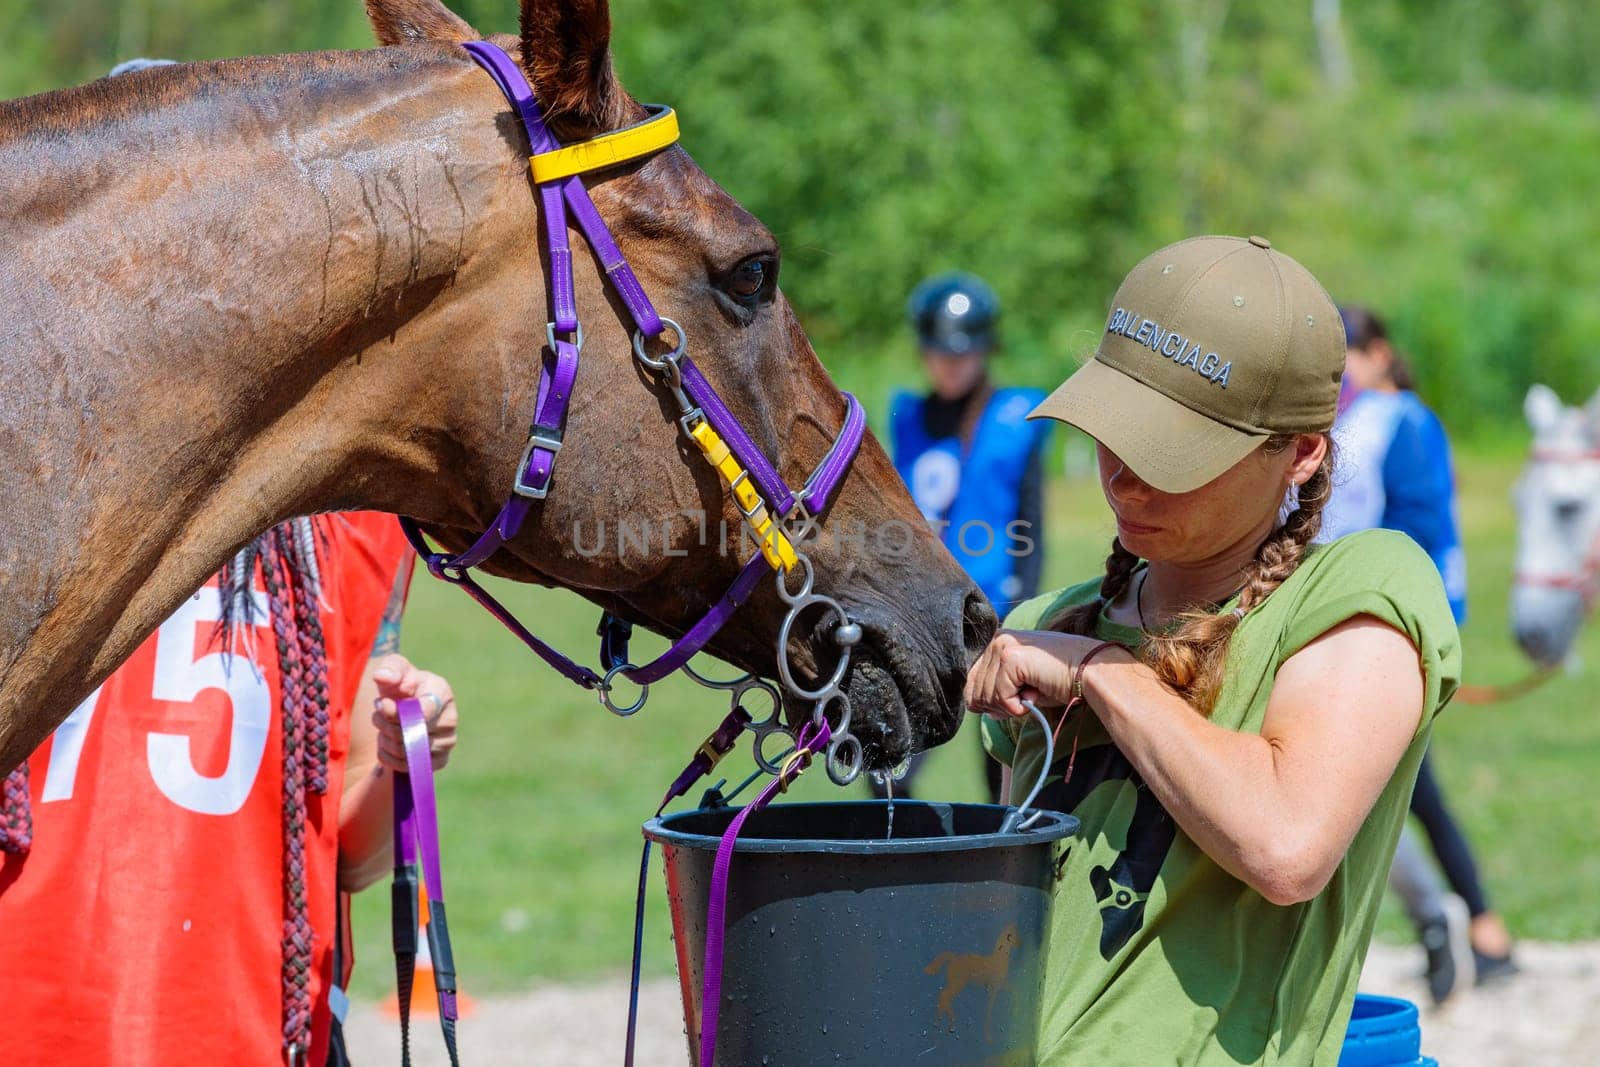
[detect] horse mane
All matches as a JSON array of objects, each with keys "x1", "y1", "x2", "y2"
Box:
[{"x1": 0, "y1": 45, "x2": 476, "y2": 146}]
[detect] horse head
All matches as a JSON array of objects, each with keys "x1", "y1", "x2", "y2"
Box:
[
  {"x1": 0, "y1": 0, "x2": 997, "y2": 772},
  {"x1": 1510, "y1": 384, "x2": 1600, "y2": 666},
  {"x1": 369, "y1": 0, "x2": 997, "y2": 766}
]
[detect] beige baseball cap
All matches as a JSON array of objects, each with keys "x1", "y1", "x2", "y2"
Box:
[{"x1": 1030, "y1": 235, "x2": 1345, "y2": 493}]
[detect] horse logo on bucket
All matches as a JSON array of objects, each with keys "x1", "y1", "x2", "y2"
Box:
[{"x1": 924, "y1": 923, "x2": 1021, "y2": 1041}]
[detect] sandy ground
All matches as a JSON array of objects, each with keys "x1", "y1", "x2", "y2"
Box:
[
  {"x1": 1357, "y1": 940, "x2": 1600, "y2": 1066},
  {"x1": 343, "y1": 940, "x2": 1600, "y2": 1065}
]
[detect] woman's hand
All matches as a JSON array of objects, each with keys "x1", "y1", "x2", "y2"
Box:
[
  {"x1": 369, "y1": 653, "x2": 459, "y2": 772},
  {"x1": 964, "y1": 629, "x2": 1102, "y2": 718}
]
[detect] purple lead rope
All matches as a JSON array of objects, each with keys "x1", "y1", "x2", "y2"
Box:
[
  {"x1": 393, "y1": 697, "x2": 461, "y2": 1067},
  {"x1": 624, "y1": 707, "x2": 753, "y2": 1066},
  {"x1": 697, "y1": 719, "x2": 831, "y2": 1067}
]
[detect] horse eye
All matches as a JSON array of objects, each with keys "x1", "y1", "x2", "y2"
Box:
[{"x1": 726, "y1": 258, "x2": 773, "y2": 303}]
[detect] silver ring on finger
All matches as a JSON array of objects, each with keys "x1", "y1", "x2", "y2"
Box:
[{"x1": 422, "y1": 692, "x2": 444, "y2": 715}]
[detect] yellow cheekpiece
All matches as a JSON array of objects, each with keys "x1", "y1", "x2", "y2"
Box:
[
  {"x1": 528, "y1": 105, "x2": 680, "y2": 184},
  {"x1": 686, "y1": 419, "x2": 798, "y2": 573}
]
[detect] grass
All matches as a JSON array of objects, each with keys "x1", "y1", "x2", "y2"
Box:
[{"x1": 350, "y1": 437, "x2": 1600, "y2": 996}]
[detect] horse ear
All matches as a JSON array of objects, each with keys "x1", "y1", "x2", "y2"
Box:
[
  {"x1": 1525, "y1": 384, "x2": 1565, "y2": 435},
  {"x1": 520, "y1": 0, "x2": 627, "y2": 130},
  {"x1": 365, "y1": 0, "x2": 477, "y2": 46}
]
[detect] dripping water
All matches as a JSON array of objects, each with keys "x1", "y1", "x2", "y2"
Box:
[{"x1": 883, "y1": 775, "x2": 895, "y2": 840}]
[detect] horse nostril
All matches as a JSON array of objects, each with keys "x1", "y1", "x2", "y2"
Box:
[{"x1": 961, "y1": 588, "x2": 998, "y2": 664}]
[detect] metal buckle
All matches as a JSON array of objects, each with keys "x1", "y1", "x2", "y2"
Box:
[
  {"x1": 677, "y1": 407, "x2": 706, "y2": 438},
  {"x1": 512, "y1": 427, "x2": 565, "y2": 499},
  {"x1": 546, "y1": 320, "x2": 584, "y2": 352},
  {"x1": 727, "y1": 470, "x2": 765, "y2": 520},
  {"x1": 697, "y1": 738, "x2": 730, "y2": 769}
]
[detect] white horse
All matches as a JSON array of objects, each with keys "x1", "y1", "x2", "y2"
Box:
[{"x1": 1510, "y1": 385, "x2": 1600, "y2": 666}]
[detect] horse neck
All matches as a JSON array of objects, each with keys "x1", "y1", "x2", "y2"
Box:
[{"x1": 0, "y1": 48, "x2": 537, "y2": 763}]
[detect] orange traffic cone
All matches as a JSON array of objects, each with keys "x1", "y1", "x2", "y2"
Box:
[{"x1": 381, "y1": 888, "x2": 474, "y2": 1018}]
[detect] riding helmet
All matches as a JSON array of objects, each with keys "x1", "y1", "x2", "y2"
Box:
[{"x1": 908, "y1": 272, "x2": 999, "y2": 356}]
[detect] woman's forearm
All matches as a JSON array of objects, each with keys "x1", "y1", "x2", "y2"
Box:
[
  {"x1": 1083, "y1": 658, "x2": 1332, "y2": 905},
  {"x1": 968, "y1": 620, "x2": 1424, "y2": 904},
  {"x1": 338, "y1": 666, "x2": 395, "y2": 892},
  {"x1": 337, "y1": 759, "x2": 395, "y2": 892}
]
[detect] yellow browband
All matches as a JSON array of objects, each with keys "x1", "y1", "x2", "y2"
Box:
[
  {"x1": 528, "y1": 104, "x2": 680, "y2": 184},
  {"x1": 686, "y1": 419, "x2": 799, "y2": 574}
]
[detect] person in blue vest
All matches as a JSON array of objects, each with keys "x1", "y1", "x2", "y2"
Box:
[
  {"x1": 884, "y1": 272, "x2": 1051, "y2": 801},
  {"x1": 1322, "y1": 304, "x2": 1516, "y2": 1002}
]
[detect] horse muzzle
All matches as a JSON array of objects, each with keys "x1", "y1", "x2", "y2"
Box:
[{"x1": 791, "y1": 585, "x2": 995, "y2": 770}]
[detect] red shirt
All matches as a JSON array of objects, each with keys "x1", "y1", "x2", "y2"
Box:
[{"x1": 0, "y1": 513, "x2": 409, "y2": 1067}]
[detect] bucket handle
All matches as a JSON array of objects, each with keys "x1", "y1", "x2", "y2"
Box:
[{"x1": 999, "y1": 699, "x2": 1054, "y2": 834}]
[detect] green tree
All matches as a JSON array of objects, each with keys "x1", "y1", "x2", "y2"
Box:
[{"x1": 4, "y1": 0, "x2": 1597, "y2": 427}]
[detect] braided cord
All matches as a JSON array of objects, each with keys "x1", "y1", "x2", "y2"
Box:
[
  {"x1": 1, "y1": 764, "x2": 31, "y2": 855},
  {"x1": 396, "y1": 949, "x2": 416, "y2": 1067},
  {"x1": 284, "y1": 524, "x2": 332, "y2": 794},
  {"x1": 262, "y1": 522, "x2": 333, "y2": 1061},
  {"x1": 0, "y1": 520, "x2": 333, "y2": 1060},
  {"x1": 442, "y1": 1016, "x2": 461, "y2": 1067}
]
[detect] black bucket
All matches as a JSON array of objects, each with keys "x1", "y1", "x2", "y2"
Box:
[{"x1": 643, "y1": 800, "x2": 1077, "y2": 1066}]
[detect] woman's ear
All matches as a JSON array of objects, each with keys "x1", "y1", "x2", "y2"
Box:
[
  {"x1": 1288, "y1": 433, "x2": 1329, "y2": 487},
  {"x1": 1369, "y1": 338, "x2": 1396, "y2": 374}
]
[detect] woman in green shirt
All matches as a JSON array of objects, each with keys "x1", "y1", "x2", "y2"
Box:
[{"x1": 969, "y1": 236, "x2": 1461, "y2": 1065}]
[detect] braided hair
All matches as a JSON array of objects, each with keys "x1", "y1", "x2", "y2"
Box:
[
  {"x1": 1047, "y1": 435, "x2": 1335, "y2": 715},
  {"x1": 1, "y1": 518, "x2": 332, "y2": 1062}
]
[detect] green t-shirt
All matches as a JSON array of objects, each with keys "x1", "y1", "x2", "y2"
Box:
[{"x1": 981, "y1": 529, "x2": 1461, "y2": 1066}]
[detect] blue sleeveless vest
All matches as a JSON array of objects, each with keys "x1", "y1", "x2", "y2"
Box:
[
  {"x1": 890, "y1": 386, "x2": 1050, "y2": 609},
  {"x1": 1323, "y1": 390, "x2": 1468, "y2": 622}
]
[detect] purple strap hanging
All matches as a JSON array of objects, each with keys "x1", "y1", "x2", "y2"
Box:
[
  {"x1": 623, "y1": 705, "x2": 755, "y2": 1067},
  {"x1": 393, "y1": 697, "x2": 461, "y2": 1066},
  {"x1": 396, "y1": 698, "x2": 446, "y2": 919},
  {"x1": 697, "y1": 719, "x2": 831, "y2": 1067}
]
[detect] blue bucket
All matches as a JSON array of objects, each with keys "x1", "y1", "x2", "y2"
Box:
[{"x1": 1340, "y1": 993, "x2": 1435, "y2": 1066}]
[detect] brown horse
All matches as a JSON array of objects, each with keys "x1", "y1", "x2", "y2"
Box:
[{"x1": 0, "y1": 0, "x2": 994, "y2": 772}]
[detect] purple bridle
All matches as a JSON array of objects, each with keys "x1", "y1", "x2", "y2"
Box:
[
  {"x1": 390, "y1": 42, "x2": 878, "y2": 1067},
  {"x1": 398, "y1": 41, "x2": 866, "y2": 715}
]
